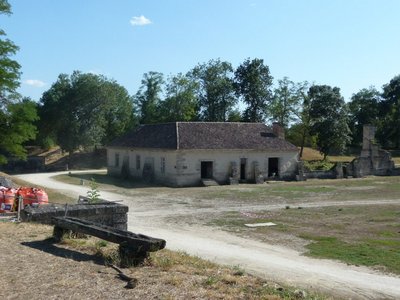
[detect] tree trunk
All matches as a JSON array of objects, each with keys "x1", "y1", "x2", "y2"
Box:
[{"x1": 299, "y1": 127, "x2": 306, "y2": 158}]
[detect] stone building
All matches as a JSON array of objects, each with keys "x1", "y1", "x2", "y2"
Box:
[
  {"x1": 347, "y1": 125, "x2": 395, "y2": 177},
  {"x1": 106, "y1": 122, "x2": 299, "y2": 187}
]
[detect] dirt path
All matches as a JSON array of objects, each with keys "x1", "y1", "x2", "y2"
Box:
[{"x1": 16, "y1": 171, "x2": 400, "y2": 299}]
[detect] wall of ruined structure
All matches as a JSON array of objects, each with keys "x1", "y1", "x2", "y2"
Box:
[
  {"x1": 297, "y1": 162, "x2": 343, "y2": 180},
  {"x1": 345, "y1": 125, "x2": 396, "y2": 177},
  {"x1": 21, "y1": 201, "x2": 128, "y2": 230},
  {"x1": 347, "y1": 148, "x2": 395, "y2": 178}
]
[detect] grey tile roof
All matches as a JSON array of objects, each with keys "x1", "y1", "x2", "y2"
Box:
[{"x1": 109, "y1": 122, "x2": 298, "y2": 151}]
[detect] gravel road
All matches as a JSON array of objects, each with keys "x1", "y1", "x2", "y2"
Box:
[{"x1": 16, "y1": 171, "x2": 400, "y2": 299}]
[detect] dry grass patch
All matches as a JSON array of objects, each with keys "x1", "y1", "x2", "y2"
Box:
[
  {"x1": 300, "y1": 147, "x2": 355, "y2": 162},
  {"x1": 0, "y1": 222, "x2": 325, "y2": 300}
]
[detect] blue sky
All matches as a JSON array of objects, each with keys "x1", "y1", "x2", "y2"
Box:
[{"x1": 3, "y1": 0, "x2": 400, "y2": 103}]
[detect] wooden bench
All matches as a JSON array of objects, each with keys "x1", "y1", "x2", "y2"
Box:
[{"x1": 52, "y1": 216, "x2": 166, "y2": 267}]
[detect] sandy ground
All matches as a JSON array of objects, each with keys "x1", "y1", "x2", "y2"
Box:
[{"x1": 15, "y1": 171, "x2": 400, "y2": 299}]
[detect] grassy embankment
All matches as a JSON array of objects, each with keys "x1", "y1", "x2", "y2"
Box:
[
  {"x1": 2, "y1": 171, "x2": 324, "y2": 299},
  {"x1": 54, "y1": 168, "x2": 400, "y2": 275}
]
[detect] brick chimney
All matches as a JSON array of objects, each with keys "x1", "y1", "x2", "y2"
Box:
[{"x1": 272, "y1": 122, "x2": 285, "y2": 139}]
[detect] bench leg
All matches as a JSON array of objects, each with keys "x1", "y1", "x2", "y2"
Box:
[
  {"x1": 53, "y1": 226, "x2": 88, "y2": 242},
  {"x1": 53, "y1": 226, "x2": 69, "y2": 242},
  {"x1": 119, "y1": 242, "x2": 149, "y2": 267}
]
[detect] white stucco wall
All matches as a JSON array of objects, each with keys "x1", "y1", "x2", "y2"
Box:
[
  {"x1": 107, "y1": 147, "x2": 298, "y2": 187},
  {"x1": 174, "y1": 149, "x2": 298, "y2": 186}
]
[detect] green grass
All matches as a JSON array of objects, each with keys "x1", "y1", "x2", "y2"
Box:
[
  {"x1": 300, "y1": 234, "x2": 400, "y2": 274},
  {"x1": 51, "y1": 171, "x2": 400, "y2": 275},
  {"x1": 207, "y1": 204, "x2": 400, "y2": 274}
]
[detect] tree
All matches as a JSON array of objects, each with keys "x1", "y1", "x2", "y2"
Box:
[
  {"x1": 134, "y1": 71, "x2": 164, "y2": 124},
  {"x1": 0, "y1": 1, "x2": 38, "y2": 164},
  {"x1": 347, "y1": 87, "x2": 381, "y2": 148},
  {"x1": 38, "y1": 72, "x2": 135, "y2": 154},
  {"x1": 37, "y1": 74, "x2": 71, "y2": 148},
  {"x1": 286, "y1": 81, "x2": 316, "y2": 158},
  {"x1": 294, "y1": 82, "x2": 312, "y2": 158},
  {"x1": 227, "y1": 109, "x2": 242, "y2": 122},
  {"x1": 308, "y1": 85, "x2": 351, "y2": 159},
  {"x1": 0, "y1": 0, "x2": 20, "y2": 105},
  {"x1": 379, "y1": 75, "x2": 400, "y2": 148},
  {"x1": 286, "y1": 122, "x2": 316, "y2": 150},
  {"x1": 0, "y1": 98, "x2": 38, "y2": 164},
  {"x1": 234, "y1": 58, "x2": 273, "y2": 122},
  {"x1": 269, "y1": 77, "x2": 304, "y2": 129},
  {"x1": 190, "y1": 59, "x2": 237, "y2": 121},
  {"x1": 159, "y1": 73, "x2": 199, "y2": 122}
]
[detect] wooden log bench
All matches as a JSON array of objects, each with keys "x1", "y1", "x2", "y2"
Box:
[{"x1": 52, "y1": 216, "x2": 166, "y2": 267}]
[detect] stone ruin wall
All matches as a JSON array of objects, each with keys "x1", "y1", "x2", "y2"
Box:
[
  {"x1": 347, "y1": 125, "x2": 395, "y2": 177},
  {"x1": 297, "y1": 124, "x2": 398, "y2": 180},
  {"x1": 21, "y1": 200, "x2": 128, "y2": 230}
]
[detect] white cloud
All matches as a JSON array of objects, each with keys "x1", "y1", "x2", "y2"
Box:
[
  {"x1": 130, "y1": 15, "x2": 152, "y2": 27},
  {"x1": 24, "y1": 79, "x2": 46, "y2": 87}
]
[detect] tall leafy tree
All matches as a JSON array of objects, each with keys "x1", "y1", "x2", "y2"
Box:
[
  {"x1": 0, "y1": 1, "x2": 38, "y2": 164},
  {"x1": 227, "y1": 109, "x2": 242, "y2": 122},
  {"x1": 38, "y1": 72, "x2": 135, "y2": 154},
  {"x1": 102, "y1": 80, "x2": 137, "y2": 144},
  {"x1": 0, "y1": 98, "x2": 38, "y2": 164},
  {"x1": 37, "y1": 74, "x2": 71, "y2": 148},
  {"x1": 270, "y1": 77, "x2": 304, "y2": 129},
  {"x1": 0, "y1": 0, "x2": 20, "y2": 105},
  {"x1": 308, "y1": 85, "x2": 351, "y2": 159},
  {"x1": 234, "y1": 58, "x2": 273, "y2": 122},
  {"x1": 134, "y1": 71, "x2": 164, "y2": 124},
  {"x1": 159, "y1": 73, "x2": 199, "y2": 122},
  {"x1": 283, "y1": 81, "x2": 313, "y2": 157},
  {"x1": 347, "y1": 87, "x2": 381, "y2": 148},
  {"x1": 379, "y1": 75, "x2": 400, "y2": 148},
  {"x1": 190, "y1": 59, "x2": 237, "y2": 121}
]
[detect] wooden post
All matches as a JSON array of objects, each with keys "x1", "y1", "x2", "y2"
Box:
[
  {"x1": 17, "y1": 196, "x2": 23, "y2": 222},
  {"x1": 53, "y1": 226, "x2": 69, "y2": 242},
  {"x1": 119, "y1": 241, "x2": 148, "y2": 267}
]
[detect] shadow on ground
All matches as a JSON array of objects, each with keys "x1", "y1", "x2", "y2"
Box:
[
  {"x1": 67, "y1": 173, "x2": 164, "y2": 189},
  {"x1": 21, "y1": 238, "x2": 105, "y2": 266}
]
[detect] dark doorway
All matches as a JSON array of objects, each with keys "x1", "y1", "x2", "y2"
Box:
[
  {"x1": 240, "y1": 158, "x2": 247, "y2": 180},
  {"x1": 201, "y1": 161, "x2": 213, "y2": 179},
  {"x1": 268, "y1": 157, "x2": 279, "y2": 177}
]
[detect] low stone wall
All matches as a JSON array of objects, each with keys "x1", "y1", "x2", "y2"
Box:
[
  {"x1": 391, "y1": 167, "x2": 400, "y2": 176},
  {"x1": 304, "y1": 169, "x2": 337, "y2": 179},
  {"x1": 21, "y1": 200, "x2": 128, "y2": 230},
  {"x1": 298, "y1": 162, "x2": 343, "y2": 180},
  {"x1": 346, "y1": 151, "x2": 395, "y2": 178}
]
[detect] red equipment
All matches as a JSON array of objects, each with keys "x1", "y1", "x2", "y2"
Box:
[
  {"x1": 0, "y1": 187, "x2": 16, "y2": 212},
  {"x1": 17, "y1": 187, "x2": 49, "y2": 208}
]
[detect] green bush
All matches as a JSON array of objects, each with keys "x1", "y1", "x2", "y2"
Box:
[{"x1": 303, "y1": 160, "x2": 335, "y2": 171}]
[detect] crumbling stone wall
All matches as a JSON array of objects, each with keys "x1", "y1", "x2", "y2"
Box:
[
  {"x1": 297, "y1": 161, "x2": 344, "y2": 180},
  {"x1": 21, "y1": 200, "x2": 128, "y2": 230},
  {"x1": 346, "y1": 125, "x2": 395, "y2": 177}
]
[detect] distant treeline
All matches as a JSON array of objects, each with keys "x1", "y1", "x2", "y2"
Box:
[
  {"x1": 3, "y1": 57, "x2": 400, "y2": 164},
  {"x1": 1, "y1": 0, "x2": 399, "y2": 165}
]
